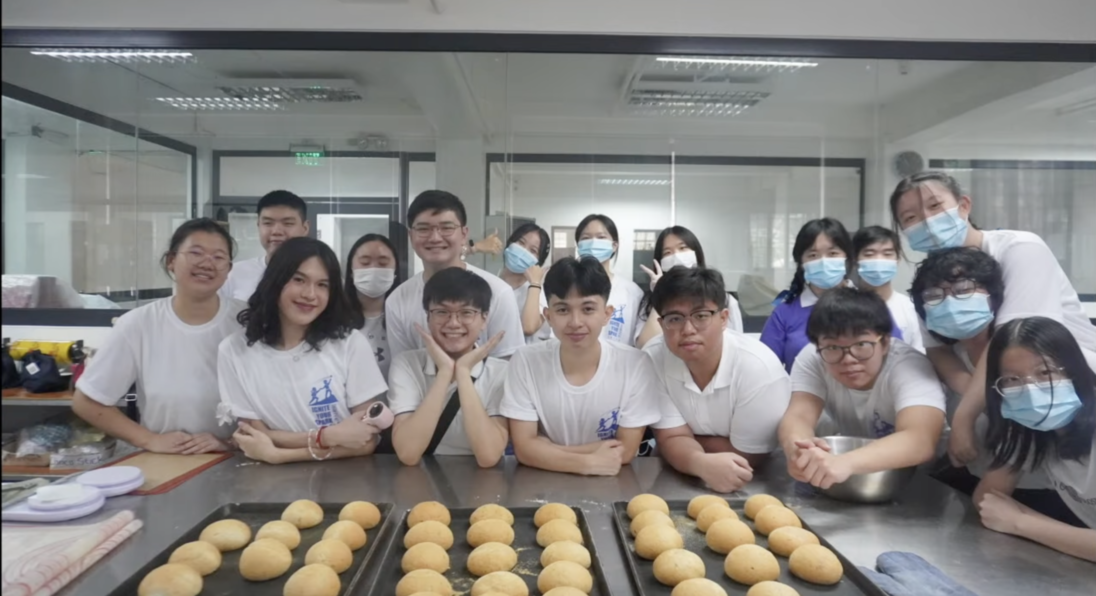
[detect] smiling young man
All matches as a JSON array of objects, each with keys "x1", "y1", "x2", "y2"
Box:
[
  {"x1": 778, "y1": 287, "x2": 946, "y2": 489},
  {"x1": 644, "y1": 267, "x2": 790, "y2": 493},
  {"x1": 388, "y1": 267, "x2": 509, "y2": 468},
  {"x1": 221, "y1": 190, "x2": 311, "y2": 301},
  {"x1": 500, "y1": 256, "x2": 664, "y2": 476},
  {"x1": 386, "y1": 191, "x2": 523, "y2": 362}
]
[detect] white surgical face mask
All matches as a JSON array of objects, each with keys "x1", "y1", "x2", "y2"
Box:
[
  {"x1": 353, "y1": 268, "x2": 395, "y2": 298},
  {"x1": 660, "y1": 249, "x2": 698, "y2": 272}
]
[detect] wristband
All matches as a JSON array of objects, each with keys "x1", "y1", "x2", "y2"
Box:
[
  {"x1": 316, "y1": 426, "x2": 328, "y2": 450},
  {"x1": 529, "y1": 285, "x2": 541, "y2": 289},
  {"x1": 307, "y1": 429, "x2": 332, "y2": 461}
]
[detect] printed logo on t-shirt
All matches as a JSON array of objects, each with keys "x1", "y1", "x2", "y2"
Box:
[
  {"x1": 872, "y1": 412, "x2": 896, "y2": 438},
  {"x1": 368, "y1": 331, "x2": 387, "y2": 367},
  {"x1": 308, "y1": 376, "x2": 343, "y2": 427},
  {"x1": 1053, "y1": 479, "x2": 1096, "y2": 506},
  {"x1": 608, "y1": 305, "x2": 626, "y2": 340},
  {"x1": 597, "y1": 408, "x2": 620, "y2": 440}
]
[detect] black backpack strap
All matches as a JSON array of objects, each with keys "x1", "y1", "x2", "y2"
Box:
[{"x1": 424, "y1": 389, "x2": 461, "y2": 456}]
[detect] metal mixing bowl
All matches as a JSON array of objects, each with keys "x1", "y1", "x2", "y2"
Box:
[{"x1": 817, "y1": 436, "x2": 917, "y2": 504}]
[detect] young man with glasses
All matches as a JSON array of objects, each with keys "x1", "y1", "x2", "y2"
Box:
[
  {"x1": 221, "y1": 190, "x2": 311, "y2": 301},
  {"x1": 386, "y1": 191, "x2": 524, "y2": 362},
  {"x1": 778, "y1": 287, "x2": 946, "y2": 489},
  {"x1": 644, "y1": 267, "x2": 790, "y2": 493},
  {"x1": 501, "y1": 257, "x2": 664, "y2": 476},
  {"x1": 388, "y1": 267, "x2": 509, "y2": 467}
]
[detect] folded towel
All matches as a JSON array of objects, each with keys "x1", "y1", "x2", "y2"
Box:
[
  {"x1": 1, "y1": 510, "x2": 143, "y2": 596},
  {"x1": 860, "y1": 552, "x2": 979, "y2": 596}
]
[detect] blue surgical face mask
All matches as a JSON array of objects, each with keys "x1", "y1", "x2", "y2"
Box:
[
  {"x1": 577, "y1": 238, "x2": 615, "y2": 262},
  {"x1": 903, "y1": 206, "x2": 969, "y2": 253},
  {"x1": 503, "y1": 243, "x2": 537, "y2": 274},
  {"x1": 858, "y1": 259, "x2": 898, "y2": 287},
  {"x1": 803, "y1": 257, "x2": 847, "y2": 289},
  {"x1": 924, "y1": 293, "x2": 993, "y2": 340},
  {"x1": 1001, "y1": 380, "x2": 1082, "y2": 431}
]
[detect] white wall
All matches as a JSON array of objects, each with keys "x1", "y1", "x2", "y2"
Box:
[
  {"x1": 4, "y1": 0, "x2": 1095, "y2": 42},
  {"x1": 218, "y1": 156, "x2": 401, "y2": 198}
]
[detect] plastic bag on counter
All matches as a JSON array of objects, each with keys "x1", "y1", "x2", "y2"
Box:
[{"x1": 15, "y1": 420, "x2": 75, "y2": 457}]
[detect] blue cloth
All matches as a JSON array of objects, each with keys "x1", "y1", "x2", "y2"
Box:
[
  {"x1": 760, "y1": 295, "x2": 904, "y2": 373},
  {"x1": 858, "y1": 552, "x2": 978, "y2": 596}
]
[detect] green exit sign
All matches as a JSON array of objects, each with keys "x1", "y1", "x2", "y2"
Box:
[{"x1": 295, "y1": 151, "x2": 325, "y2": 166}]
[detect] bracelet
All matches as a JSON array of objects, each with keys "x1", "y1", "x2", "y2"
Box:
[
  {"x1": 307, "y1": 429, "x2": 333, "y2": 461},
  {"x1": 316, "y1": 426, "x2": 328, "y2": 450},
  {"x1": 529, "y1": 285, "x2": 541, "y2": 289}
]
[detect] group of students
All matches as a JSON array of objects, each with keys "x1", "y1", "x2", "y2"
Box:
[{"x1": 68, "y1": 172, "x2": 1094, "y2": 562}]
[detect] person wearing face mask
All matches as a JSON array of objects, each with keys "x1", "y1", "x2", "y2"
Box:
[
  {"x1": 778, "y1": 288, "x2": 946, "y2": 489},
  {"x1": 498, "y1": 223, "x2": 553, "y2": 344},
  {"x1": 635, "y1": 226, "x2": 744, "y2": 348},
  {"x1": 761, "y1": 218, "x2": 904, "y2": 373},
  {"x1": 854, "y1": 226, "x2": 923, "y2": 352},
  {"x1": 73, "y1": 219, "x2": 244, "y2": 454},
  {"x1": 974, "y1": 317, "x2": 1096, "y2": 561},
  {"x1": 345, "y1": 234, "x2": 400, "y2": 380},
  {"x1": 890, "y1": 171, "x2": 1096, "y2": 469},
  {"x1": 911, "y1": 248, "x2": 1057, "y2": 505},
  {"x1": 574, "y1": 214, "x2": 645, "y2": 347}
]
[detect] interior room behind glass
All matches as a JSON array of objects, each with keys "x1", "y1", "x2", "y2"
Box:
[{"x1": 2, "y1": 49, "x2": 1093, "y2": 313}]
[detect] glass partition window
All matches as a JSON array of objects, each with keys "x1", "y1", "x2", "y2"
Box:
[{"x1": 2, "y1": 46, "x2": 1093, "y2": 316}]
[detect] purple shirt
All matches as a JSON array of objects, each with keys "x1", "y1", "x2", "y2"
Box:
[{"x1": 760, "y1": 294, "x2": 904, "y2": 373}]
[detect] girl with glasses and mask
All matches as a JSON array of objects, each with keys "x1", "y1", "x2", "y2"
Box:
[
  {"x1": 635, "y1": 226, "x2": 744, "y2": 348},
  {"x1": 975, "y1": 317, "x2": 1096, "y2": 561},
  {"x1": 498, "y1": 223, "x2": 553, "y2": 344},
  {"x1": 854, "y1": 225, "x2": 923, "y2": 352},
  {"x1": 345, "y1": 233, "x2": 401, "y2": 380},
  {"x1": 219, "y1": 238, "x2": 389, "y2": 464},
  {"x1": 575, "y1": 214, "x2": 645, "y2": 347},
  {"x1": 890, "y1": 172, "x2": 1096, "y2": 470},
  {"x1": 73, "y1": 218, "x2": 243, "y2": 455},
  {"x1": 778, "y1": 287, "x2": 946, "y2": 490}
]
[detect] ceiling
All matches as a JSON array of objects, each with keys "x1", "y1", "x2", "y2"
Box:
[{"x1": 1, "y1": 49, "x2": 1093, "y2": 156}]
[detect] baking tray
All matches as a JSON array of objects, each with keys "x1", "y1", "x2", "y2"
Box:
[
  {"x1": 109, "y1": 502, "x2": 395, "y2": 596},
  {"x1": 363, "y1": 506, "x2": 611, "y2": 596},
  {"x1": 611, "y1": 499, "x2": 887, "y2": 596}
]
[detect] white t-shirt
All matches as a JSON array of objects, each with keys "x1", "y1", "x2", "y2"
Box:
[
  {"x1": 603, "y1": 276, "x2": 645, "y2": 346},
  {"x1": 386, "y1": 264, "x2": 525, "y2": 361},
  {"x1": 388, "y1": 349, "x2": 508, "y2": 456},
  {"x1": 645, "y1": 329, "x2": 790, "y2": 454},
  {"x1": 76, "y1": 297, "x2": 244, "y2": 438},
  {"x1": 1044, "y1": 435, "x2": 1096, "y2": 529},
  {"x1": 886, "y1": 292, "x2": 924, "y2": 353},
  {"x1": 500, "y1": 339, "x2": 664, "y2": 445},
  {"x1": 922, "y1": 230, "x2": 1096, "y2": 353},
  {"x1": 790, "y1": 340, "x2": 946, "y2": 438},
  {"x1": 218, "y1": 330, "x2": 387, "y2": 432},
  {"x1": 512, "y1": 282, "x2": 552, "y2": 344},
  {"x1": 219, "y1": 256, "x2": 266, "y2": 302},
  {"x1": 361, "y1": 314, "x2": 391, "y2": 380}
]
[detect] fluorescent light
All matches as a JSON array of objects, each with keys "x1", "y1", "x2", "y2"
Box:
[
  {"x1": 30, "y1": 49, "x2": 194, "y2": 64},
  {"x1": 155, "y1": 97, "x2": 284, "y2": 111},
  {"x1": 599, "y1": 178, "x2": 671, "y2": 186},
  {"x1": 656, "y1": 56, "x2": 818, "y2": 68},
  {"x1": 628, "y1": 89, "x2": 768, "y2": 117}
]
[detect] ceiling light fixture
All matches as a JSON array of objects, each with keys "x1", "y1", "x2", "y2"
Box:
[
  {"x1": 656, "y1": 56, "x2": 819, "y2": 68},
  {"x1": 30, "y1": 49, "x2": 195, "y2": 64},
  {"x1": 598, "y1": 178, "x2": 671, "y2": 186},
  {"x1": 154, "y1": 97, "x2": 284, "y2": 111},
  {"x1": 628, "y1": 89, "x2": 769, "y2": 118},
  {"x1": 217, "y1": 85, "x2": 364, "y2": 104}
]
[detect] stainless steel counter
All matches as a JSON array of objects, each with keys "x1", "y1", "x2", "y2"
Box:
[{"x1": 51, "y1": 455, "x2": 1095, "y2": 596}]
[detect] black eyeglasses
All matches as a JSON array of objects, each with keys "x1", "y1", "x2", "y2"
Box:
[
  {"x1": 818, "y1": 340, "x2": 880, "y2": 364},
  {"x1": 921, "y1": 279, "x2": 980, "y2": 306},
  {"x1": 660, "y1": 310, "x2": 718, "y2": 331},
  {"x1": 428, "y1": 308, "x2": 482, "y2": 324},
  {"x1": 411, "y1": 223, "x2": 461, "y2": 238}
]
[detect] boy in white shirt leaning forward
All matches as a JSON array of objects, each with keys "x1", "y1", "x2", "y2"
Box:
[
  {"x1": 501, "y1": 256, "x2": 664, "y2": 476},
  {"x1": 389, "y1": 267, "x2": 509, "y2": 468},
  {"x1": 645, "y1": 267, "x2": 790, "y2": 493},
  {"x1": 778, "y1": 287, "x2": 946, "y2": 489}
]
